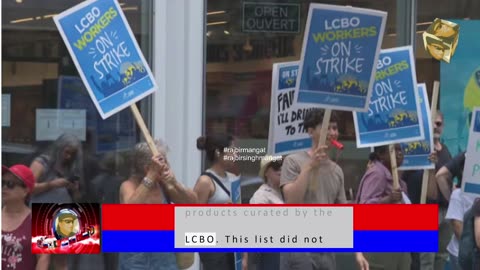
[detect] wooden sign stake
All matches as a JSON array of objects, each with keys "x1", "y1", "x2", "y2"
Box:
[
  {"x1": 420, "y1": 81, "x2": 440, "y2": 204},
  {"x1": 130, "y1": 103, "x2": 159, "y2": 156},
  {"x1": 389, "y1": 144, "x2": 400, "y2": 190},
  {"x1": 309, "y1": 109, "x2": 332, "y2": 191}
]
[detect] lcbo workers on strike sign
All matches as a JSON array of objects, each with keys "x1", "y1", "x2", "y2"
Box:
[
  {"x1": 353, "y1": 46, "x2": 424, "y2": 148},
  {"x1": 54, "y1": 0, "x2": 158, "y2": 119},
  {"x1": 296, "y1": 4, "x2": 386, "y2": 112}
]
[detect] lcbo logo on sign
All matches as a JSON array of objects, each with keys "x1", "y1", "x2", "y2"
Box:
[
  {"x1": 324, "y1": 17, "x2": 360, "y2": 30},
  {"x1": 74, "y1": 7, "x2": 102, "y2": 33}
]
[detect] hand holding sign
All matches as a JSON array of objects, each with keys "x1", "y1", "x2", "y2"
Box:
[
  {"x1": 388, "y1": 188, "x2": 403, "y2": 204},
  {"x1": 308, "y1": 145, "x2": 329, "y2": 169},
  {"x1": 148, "y1": 155, "x2": 174, "y2": 184},
  {"x1": 428, "y1": 151, "x2": 438, "y2": 164}
]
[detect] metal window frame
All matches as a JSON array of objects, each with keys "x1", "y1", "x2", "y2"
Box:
[
  {"x1": 397, "y1": 0, "x2": 417, "y2": 49},
  {"x1": 139, "y1": 0, "x2": 154, "y2": 133}
]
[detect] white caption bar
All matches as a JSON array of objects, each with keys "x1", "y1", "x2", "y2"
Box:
[{"x1": 175, "y1": 207, "x2": 353, "y2": 249}]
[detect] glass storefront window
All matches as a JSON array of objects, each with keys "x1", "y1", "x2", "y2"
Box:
[
  {"x1": 205, "y1": 0, "x2": 399, "y2": 201},
  {"x1": 2, "y1": 4, "x2": 153, "y2": 267},
  {"x1": 2, "y1": 0, "x2": 153, "y2": 192}
]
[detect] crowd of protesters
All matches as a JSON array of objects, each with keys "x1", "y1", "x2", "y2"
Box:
[{"x1": 2, "y1": 108, "x2": 478, "y2": 270}]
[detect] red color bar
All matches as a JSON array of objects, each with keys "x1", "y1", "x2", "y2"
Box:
[
  {"x1": 102, "y1": 204, "x2": 438, "y2": 231},
  {"x1": 102, "y1": 204, "x2": 174, "y2": 230},
  {"x1": 353, "y1": 204, "x2": 438, "y2": 231}
]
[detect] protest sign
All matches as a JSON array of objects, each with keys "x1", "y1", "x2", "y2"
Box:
[
  {"x1": 296, "y1": 4, "x2": 386, "y2": 111},
  {"x1": 419, "y1": 81, "x2": 440, "y2": 204},
  {"x1": 269, "y1": 61, "x2": 314, "y2": 155},
  {"x1": 54, "y1": 0, "x2": 157, "y2": 119},
  {"x1": 398, "y1": 83, "x2": 434, "y2": 170},
  {"x1": 462, "y1": 108, "x2": 480, "y2": 195},
  {"x1": 353, "y1": 46, "x2": 424, "y2": 148}
]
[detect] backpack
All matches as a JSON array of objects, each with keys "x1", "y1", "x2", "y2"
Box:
[{"x1": 458, "y1": 207, "x2": 480, "y2": 270}]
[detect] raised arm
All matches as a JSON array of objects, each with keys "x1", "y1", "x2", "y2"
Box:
[
  {"x1": 161, "y1": 176, "x2": 197, "y2": 204},
  {"x1": 152, "y1": 155, "x2": 197, "y2": 204}
]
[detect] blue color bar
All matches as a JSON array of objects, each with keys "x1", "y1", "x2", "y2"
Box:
[{"x1": 102, "y1": 230, "x2": 438, "y2": 252}]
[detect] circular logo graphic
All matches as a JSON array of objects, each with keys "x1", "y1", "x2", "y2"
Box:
[{"x1": 52, "y1": 208, "x2": 80, "y2": 240}]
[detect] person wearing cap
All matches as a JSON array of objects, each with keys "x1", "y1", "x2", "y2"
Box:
[
  {"x1": 2, "y1": 164, "x2": 50, "y2": 270},
  {"x1": 245, "y1": 156, "x2": 284, "y2": 270},
  {"x1": 250, "y1": 156, "x2": 284, "y2": 204},
  {"x1": 55, "y1": 209, "x2": 79, "y2": 239}
]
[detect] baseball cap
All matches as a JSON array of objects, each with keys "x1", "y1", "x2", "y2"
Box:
[
  {"x1": 2, "y1": 164, "x2": 35, "y2": 193},
  {"x1": 58, "y1": 209, "x2": 78, "y2": 221},
  {"x1": 258, "y1": 155, "x2": 283, "y2": 181}
]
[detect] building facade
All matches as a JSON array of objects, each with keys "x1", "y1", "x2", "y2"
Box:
[{"x1": 2, "y1": 0, "x2": 479, "y2": 269}]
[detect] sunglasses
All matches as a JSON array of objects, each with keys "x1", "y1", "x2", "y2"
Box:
[
  {"x1": 61, "y1": 219, "x2": 74, "y2": 224},
  {"x1": 434, "y1": 121, "x2": 443, "y2": 127},
  {"x1": 269, "y1": 160, "x2": 283, "y2": 171},
  {"x1": 2, "y1": 180, "x2": 26, "y2": 189}
]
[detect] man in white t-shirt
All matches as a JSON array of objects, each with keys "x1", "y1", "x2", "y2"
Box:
[{"x1": 445, "y1": 188, "x2": 478, "y2": 270}]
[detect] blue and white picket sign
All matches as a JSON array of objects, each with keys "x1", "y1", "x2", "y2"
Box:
[
  {"x1": 269, "y1": 61, "x2": 314, "y2": 155},
  {"x1": 296, "y1": 4, "x2": 387, "y2": 112},
  {"x1": 353, "y1": 46, "x2": 424, "y2": 148},
  {"x1": 398, "y1": 83, "x2": 434, "y2": 170},
  {"x1": 462, "y1": 108, "x2": 480, "y2": 195},
  {"x1": 54, "y1": 0, "x2": 157, "y2": 119}
]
